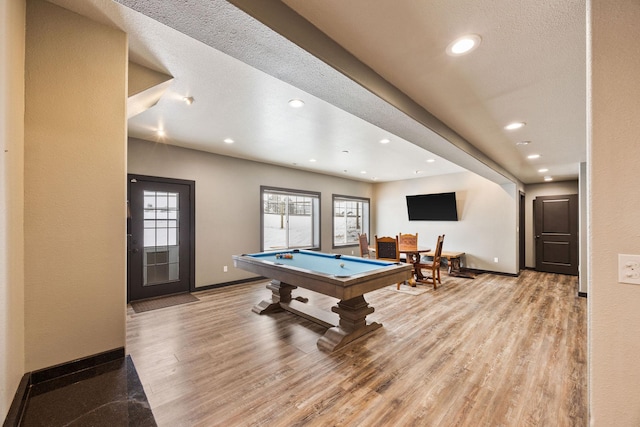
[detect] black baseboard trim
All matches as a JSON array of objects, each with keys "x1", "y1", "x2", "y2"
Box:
[
  {"x1": 194, "y1": 276, "x2": 267, "y2": 292},
  {"x1": 2, "y1": 347, "x2": 125, "y2": 427},
  {"x1": 30, "y1": 347, "x2": 124, "y2": 385},
  {"x1": 3, "y1": 373, "x2": 31, "y2": 427},
  {"x1": 578, "y1": 292, "x2": 588, "y2": 298},
  {"x1": 463, "y1": 268, "x2": 518, "y2": 278},
  {"x1": 486, "y1": 270, "x2": 518, "y2": 277}
]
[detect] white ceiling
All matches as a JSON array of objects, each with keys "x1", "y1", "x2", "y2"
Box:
[
  {"x1": 279, "y1": 0, "x2": 587, "y2": 183},
  {"x1": 50, "y1": 0, "x2": 586, "y2": 185}
]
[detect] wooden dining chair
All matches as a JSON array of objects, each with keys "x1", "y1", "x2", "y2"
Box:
[
  {"x1": 398, "y1": 232, "x2": 418, "y2": 262},
  {"x1": 398, "y1": 232, "x2": 418, "y2": 250},
  {"x1": 358, "y1": 233, "x2": 370, "y2": 258},
  {"x1": 374, "y1": 235, "x2": 400, "y2": 262},
  {"x1": 375, "y1": 235, "x2": 404, "y2": 289},
  {"x1": 419, "y1": 234, "x2": 445, "y2": 289}
]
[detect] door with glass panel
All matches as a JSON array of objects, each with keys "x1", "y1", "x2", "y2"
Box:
[{"x1": 128, "y1": 175, "x2": 194, "y2": 301}]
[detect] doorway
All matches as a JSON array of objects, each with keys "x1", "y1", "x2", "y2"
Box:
[
  {"x1": 534, "y1": 194, "x2": 578, "y2": 275},
  {"x1": 128, "y1": 174, "x2": 195, "y2": 302}
]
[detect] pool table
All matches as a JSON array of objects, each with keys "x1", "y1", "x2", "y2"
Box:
[{"x1": 232, "y1": 249, "x2": 413, "y2": 352}]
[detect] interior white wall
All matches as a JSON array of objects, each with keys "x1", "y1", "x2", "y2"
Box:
[
  {"x1": 0, "y1": 0, "x2": 26, "y2": 418},
  {"x1": 589, "y1": 0, "x2": 640, "y2": 424},
  {"x1": 23, "y1": 0, "x2": 127, "y2": 371},
  {"x1": 373, "y1": 172, "x2": 518, "y2": 274},
  {"x1": 522, "y1": 180, "x2": 579, "y2": 268},
  {"x1": 128, "y1": 138, "x2": 374, "y2": 287}
]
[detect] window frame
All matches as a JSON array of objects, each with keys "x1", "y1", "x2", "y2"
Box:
[
  {"x1": 332, "y1": 194, "x2": 370, "y2": 249},
  {"x1": 260, "y1": 186, "x2": 321, "y2": 252}
]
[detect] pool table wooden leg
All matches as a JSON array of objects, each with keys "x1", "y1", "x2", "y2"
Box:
[
  {"x1": 252, "y1": 280, "x2": 297, "y2": 314},
  {"x1": 317, "y1": 295, "x2": 382, "y2": 352}
]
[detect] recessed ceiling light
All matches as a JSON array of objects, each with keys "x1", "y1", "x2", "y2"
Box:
[
  {"x1": 157, "y1": 129, "x2": 165, "y2": 137},
  {"x1": 223, "y1": 138, "x2": 234, "y2": 144},
  {"x1": 538, "y1": 168, "x2": 549, "y2": 173},
  {"x1": 544, "y1": 176, "x2": 554, "y2": 182},
  {"x1": 288, "y1": 99, "x2": 305, "y2": 108},
  {"x1": 309, "y1": 158, "x2": 316, "y2": 162},
  {"x1": 415, "y1": 170, "x2": 423, "y2": 174},
  {"x1": 446, "y1": 34, "x2": 482, "y2": 56},
  {"x1": 516, "y1": 141, "x2": 531, "y2": 145},
  {"x1": 505, "y1": 122, "x2": 526, "y2": 130},
  {"x1": 527, "y1": 154, "x2": 541, "y2": 159},
  {"x1": 426, "y1": 158, "x2": 436, "y2": 163},
  {"x1": 379, "y1": 138, "x2": 390, "y2": 144},
  {"x1": 360, "y1": 170, "x2": 367, "y2": 174},
  {"x1": 183, "y1": 96, "x2": 194, "y2": 105}
]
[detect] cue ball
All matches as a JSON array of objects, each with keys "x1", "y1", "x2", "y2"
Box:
[{"x1": 340, "y1": 263, "x2": 344, "y2": 268}]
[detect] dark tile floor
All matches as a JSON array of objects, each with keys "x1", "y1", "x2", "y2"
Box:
[{"x1": 20, "y1": 356, "x2": 156, "y2": 427}]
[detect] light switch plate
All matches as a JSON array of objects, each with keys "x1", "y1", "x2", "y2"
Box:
[{"x1": 618, "y1": 254, "x2": 640, "y2": 285}]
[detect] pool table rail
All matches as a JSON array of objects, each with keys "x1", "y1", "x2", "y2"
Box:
[{"x1": 233, "y1": 252, "x2": 411, "y2": 301}]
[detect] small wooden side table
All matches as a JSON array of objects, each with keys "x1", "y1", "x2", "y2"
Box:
[{"x1": 424, "y1": 250, "x2": 469, "y2": 277}]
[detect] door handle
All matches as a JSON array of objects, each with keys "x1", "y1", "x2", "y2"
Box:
[{"x1": 131, "y1": 248, "x2": 139, "y2": 253}]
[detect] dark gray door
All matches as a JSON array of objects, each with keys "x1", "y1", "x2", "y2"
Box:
[
  {"x1": 128, "y1": 175, "x2": 195, "y2": 301},
  {"x1": 534, "y1": 194, "x2": 578, "y2": 275}
]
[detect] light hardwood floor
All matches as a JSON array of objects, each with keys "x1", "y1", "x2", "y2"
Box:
[{"x1": 127, "y1": 270, "x2": 587, "y2": 426}]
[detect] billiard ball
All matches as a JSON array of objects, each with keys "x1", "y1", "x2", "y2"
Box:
[{"x1": 340, "y1": 263, "x2": 344, "y2": 268}]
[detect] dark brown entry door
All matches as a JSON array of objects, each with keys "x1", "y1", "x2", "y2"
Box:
[
  {"x1": 128, "y1": 175, "x2": 195, "y2": 301},
  {"x1": 534, "y1": 194, "x2": 578, "y2": 275}
]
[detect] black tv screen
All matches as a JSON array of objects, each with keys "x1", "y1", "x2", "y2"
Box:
[{"x1": 406, "y1": 192, "x2": 458, "y2": 221}]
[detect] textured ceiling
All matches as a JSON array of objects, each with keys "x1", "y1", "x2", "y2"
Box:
[
  {"x1": 49, "y1": 0, "x2": 586, "y2": 184},
  {"x1": 254, "y1": 0, "x2": 587, "y2": 183}
]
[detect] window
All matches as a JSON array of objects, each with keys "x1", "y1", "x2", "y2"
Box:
[
  {"x1": 143, "y1": 190, "x2": 180, "y2": 285},
  {"x1": 261, "y1": 186, "x2": 320, "y2": 251},
  {"x1": 333, "y1": 195, "x2": 370, "y2": 248}
]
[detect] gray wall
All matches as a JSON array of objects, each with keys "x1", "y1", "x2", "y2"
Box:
[
  {"x1": 589, "y1": 1, "x2": 640, "y2": 421},
  {"x1": 374, "y1": 171, "x2": 519, "y2": 274},
  {"x1": 128, "y1": 138, "x2": 373, "y2": 287},
  {"x1": 523, "y1": 180, "x2": 580, "y2": 268},
  {"x1": 130, "y1": 139, "x2": 585, "y2": 283},
  {"x1": 1, "y1": 0, "x2": 26, "y2": 417},
  {"x1": 23, "y1": 0, "x2": 127, "y2": 373}
]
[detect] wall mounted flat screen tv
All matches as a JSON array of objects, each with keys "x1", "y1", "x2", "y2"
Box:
[{"x1": 406, "y1": 192, "x2": 458, "y2": 221}]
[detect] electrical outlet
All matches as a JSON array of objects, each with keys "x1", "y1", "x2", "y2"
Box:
[
  {"x1": 618, "y1": 254, "x2": 640, "y2": 284},
  {"x1": 351, "y1": 250, "x2": 354, "y2": 255},
  {"x1": 223, "y1": 265, "x2": 228, "y2": 273}
]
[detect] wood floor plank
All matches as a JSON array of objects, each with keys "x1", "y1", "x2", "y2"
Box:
[{"x1": 127, "y1": 271, "x2": 587, "y2": 426}]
